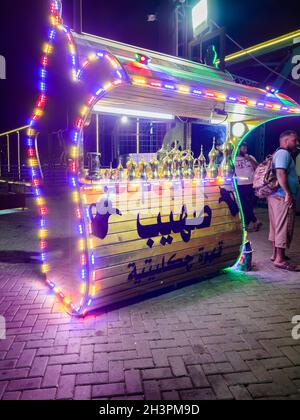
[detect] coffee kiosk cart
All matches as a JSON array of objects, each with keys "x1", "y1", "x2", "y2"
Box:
[{"x1": 27, "y1": 1, "x2": 300, "y2": 315}]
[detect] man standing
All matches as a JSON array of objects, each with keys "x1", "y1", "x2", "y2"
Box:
[
  {"x1": 235, "y1": 142, "x2": 260, "y2": 232},
  {"x1": 269, "y1": 130, "x2": 299, "y2": 271}
]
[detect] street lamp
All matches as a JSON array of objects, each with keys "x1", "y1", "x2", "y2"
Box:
[{"x1": 192, "y1": 0, "x2": 209, "y2": 38}]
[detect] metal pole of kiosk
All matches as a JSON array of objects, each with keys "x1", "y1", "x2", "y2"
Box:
[
  {"x1": 6, "y1": 134, "x2": 10, "y2": 174},
  {"x1": 96, "y1": 114, "x2": 100, "y2": 155},
  {"x1": 17, "y1": 131, "x2": 21, "y2": 180},
  {"x1": 136, "y1": 118, "x2": 140, "y2": 156}
]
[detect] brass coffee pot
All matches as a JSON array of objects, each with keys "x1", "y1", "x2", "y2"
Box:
[
  {"x1": 108, "y1": 162, "x2": 114, "y2": 180},
  {"x1": 127, "y1": 156, "x2": 137, "y2": 181},
  {"x1": 150, "y1": 156, "x2": 160, "y2": 180},
  {"x1": 117, "y1": 159, "x2": 125, "y2": 182},
  {"x1": 139, "y1": 156, "x2": 148, "y2": 181},
  {"x1": 182, "y1": 149, "x2": 195, "y2": 179},
  {"x1": 163, "y1": 153, "x2": 173, "y2": 180},
  {"x1": 195, "y1": 145, "x2": 207, "y2": 179},
  {"x1": 219, "y1": 139, "x2": 235, "y2": 178},
  {"x1": 173, "y1": 150, "x2": 184, "y2": 179},
  {"x1": 207, "y1": 138, "x2": 219, "y2": 178}
]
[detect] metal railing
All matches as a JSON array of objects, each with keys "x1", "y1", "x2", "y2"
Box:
[
  {"x1": 0, "y1": 125, "x2": 42, "y2": 182},
  {"x1": 231, "y1": 74, "x2": 259, "y2": 87}
]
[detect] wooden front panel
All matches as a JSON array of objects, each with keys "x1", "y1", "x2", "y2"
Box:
[{"x1": 80, "y1": 180, "x2": 243, "y2": 311}]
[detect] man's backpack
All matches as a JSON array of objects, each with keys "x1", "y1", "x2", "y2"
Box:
[
  {"x1": 253, "y1": 149, "x2": 293, "y2": 199},
  {"x1": 253, "y1": 155, "x2": 279, "y2": 199}
]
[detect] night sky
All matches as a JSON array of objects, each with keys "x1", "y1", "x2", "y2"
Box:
[{"x1": 1, "y1": 0, "x2": 300, "y2": 133}]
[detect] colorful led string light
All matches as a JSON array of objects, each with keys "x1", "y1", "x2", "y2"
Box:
[
  {"x1": 26, "y1": 1, "x2": 83, "y2": 313},
  {"x1": 131, "y1": 77, "x2": 300, "y2": 114},
  {"x1": 25, "y1": 1, "x2": 84, "y2": 312},
  {"x1": 27, "y1": 0, "x2": 126, "y2": 315},
  {"x1": 71, "y1": 51, "x2": 125, "y2": 316}
]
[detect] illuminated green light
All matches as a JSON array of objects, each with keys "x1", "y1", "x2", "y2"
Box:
[
  {"x1": 212, "y1": 46, "x2": 219, "y2": 68},
  {"x1": 231, "y1": 114, "x2": 300, "y2": 270}
]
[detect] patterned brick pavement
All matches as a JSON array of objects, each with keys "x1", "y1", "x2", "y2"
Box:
[{"x1": 0, "y1": 205, "x2": 300, "y2": 400}]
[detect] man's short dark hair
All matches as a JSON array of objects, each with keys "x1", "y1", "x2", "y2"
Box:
[
  {"x1": 240, "y1": 142, "x2": 248, "y2": 147},
  {"x1": 280, "y1": 130, "x2": 298, "y2": 140}
]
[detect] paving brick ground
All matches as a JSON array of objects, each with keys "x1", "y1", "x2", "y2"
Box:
[{"x1": 0, "y1": 204, "x2": 300, "y2": 400}]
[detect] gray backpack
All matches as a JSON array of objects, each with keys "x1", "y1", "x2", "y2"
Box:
[
  {"x1": 253, "y1": 149, "x2": 292, "y2": 199},
  {"x1": 253, "y1": 155, "x2": 279, "y2": 199}
]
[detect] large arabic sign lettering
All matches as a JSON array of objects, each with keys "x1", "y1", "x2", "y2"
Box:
[
  {"x1": 219, "y1": 187, "x2": 239, "y2": 217},
  {"x1": 137, "y1": 205, "x2": 212, "y2": 248},
  {"x1": 89, "y1": 197, "x2": 122, "y2": 240},
  {"x1": 88, "y1": 186, "x2": 239, "y2": 243}
]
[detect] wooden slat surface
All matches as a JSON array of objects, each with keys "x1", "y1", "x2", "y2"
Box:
[
  {"x1": 93, "y1": 234, "x2": 240, "y2": 280},
  {"x1": 93, "y1": 222, "x2": 241, "y2": 258},
  {"x1": 89, "y1": 256, "x2": 238, "y2": 311},
  {"x1": 91, "y1": 207, "x2": 235, "y2": 248},
  {"x1": 81, "y1": 183, "x2": 242, "y2": 311},
  {"x1": 93, "y1": 244, "x2": 240, "y2": 294},
  {"x1": 93, "y1": 230, "x2": 241, "y2": 271}
]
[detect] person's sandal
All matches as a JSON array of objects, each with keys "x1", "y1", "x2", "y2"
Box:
[
  {"x1": 274, "y1": 262, "x2": 300, "y2": 272},
  {"x1": 271, "y1": 256, "x2": 290, "y2": 262}
]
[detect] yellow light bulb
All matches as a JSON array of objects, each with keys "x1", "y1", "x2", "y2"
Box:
[
  {"x1": 42, "y1": 264, "x2": 49, "y2": 274},
  {"x1": 72, "y1": 192, "x2": 79, "y2": 203},
  {"x1": 71, "y1": 147, "x2": 78, "y2": 159},
  {"x1": 69, "y1": 44, "x2": 76, "y2": 56},
  {"x1": 27, "y1": 128, "x2": 36, "y2": 137},
  {"x1": 28, "y1": 159, "x2": 38, "y2": 168},
  {"x1": 36, "y1": 198, "x2": 45, "y2": 206},
  {"x1": 34, "y1": 108, "x2": 43, "y2": 117},
  {"x1": 81, "y1": 106, "x2": 88, "y2": 117},
  {"x1": 132, "y1": 77, "x2": 146, "y2": 85},
  {"x1": 103, "y1": 82, "x2": 113, "y2": 91},
  {"x1": 43, "y1": 43, "x2": 53, "y2": 55},
  {"x1": 71, "y1": 69, "x2": 78, "y2": 82},
  {"x1": 178, "y1": 86, "x2": 190, "y2": 94},
  {"x1": 88, "y1": 53, "x2": 97, "y2": 61},
  {"x1": 39, "y1": 229, "x2": 48, "y2": 239},
  {"x1": 79, "y1": 239, "x2": 86, "y2": 251},
  {"x1": 49, "y1": 16, "x2": 57, "y2": 26}
]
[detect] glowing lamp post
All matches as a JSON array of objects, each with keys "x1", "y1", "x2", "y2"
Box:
[{"x1": 192, "y1": 0, "x2": 209, "y2": 38}]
